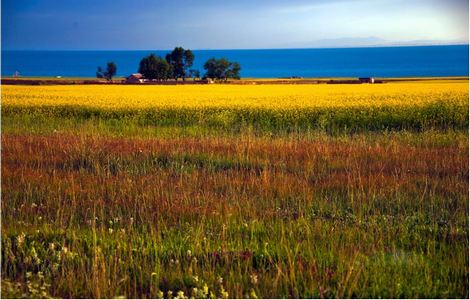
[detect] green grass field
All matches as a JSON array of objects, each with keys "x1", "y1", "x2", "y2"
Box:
[{"x1": 1, "y1": 80, "x2": 468, "y2": 298}]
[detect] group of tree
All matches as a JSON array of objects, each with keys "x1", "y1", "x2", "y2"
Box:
[
  {"x1": 203, "y1": 58, "x2": 241, "y2": 80},
  {"x1": 97, "y1": 47, "x2": 241, "y2": 81},
  {"x1": 137, "y1": 47, "x2": 196, "y2": 81},
  {"x1": 96, "y1": 62, "x2": 117, "y2": 81}
]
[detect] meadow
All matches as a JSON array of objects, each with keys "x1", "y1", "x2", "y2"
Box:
[{"x1": 1, "y1": 80, "x2": 469, "y2": 298}]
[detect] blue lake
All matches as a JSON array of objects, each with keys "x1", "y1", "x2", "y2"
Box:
[{"x1": 2, "y1": 45, "x2": 468, "y2": 78}]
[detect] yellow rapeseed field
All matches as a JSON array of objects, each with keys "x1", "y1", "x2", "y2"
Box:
[{"x1": 2, "y1": 80, "x2": 468, "y2": 110}]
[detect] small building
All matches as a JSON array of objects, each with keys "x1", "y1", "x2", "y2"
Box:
[
  {"x1": 359, "y1": 77, "x2": 375, "y2": 84},
  {"x1": 202, "y1": 78, "x2": 214, "y2": 84},
  {"x1": 126, "y1": 73, "x2": 144, "y2": 83}
]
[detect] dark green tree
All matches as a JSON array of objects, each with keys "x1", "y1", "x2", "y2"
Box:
[
  {"x1": 203, "y1": 58, "x2": 241, "y2": 81},
  {"x1": 165, "y1": 47, "x2": 195, "y2": 80},
  {"x1": 96, "y1": 62, "x2": 117, "y2": 81},
  {"x1": 225, "y1": 62, "x2": 241, "y2": 80},
  {"x1": 138, "y1": 54, "x2": 171, "y2": 80}
]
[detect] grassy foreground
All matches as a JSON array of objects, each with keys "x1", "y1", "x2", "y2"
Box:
[{"x1": 1, "y1": 80, "x2": 469, "y2": 298}]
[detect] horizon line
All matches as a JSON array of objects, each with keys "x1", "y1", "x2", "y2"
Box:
[{"x1": 3, "y1": 43, "x2": 469, "y2": 52}]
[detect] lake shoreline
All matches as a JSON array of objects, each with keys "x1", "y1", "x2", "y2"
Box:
[{"x1": 2, "y1": 76, "x2": 468, "y2": 86}]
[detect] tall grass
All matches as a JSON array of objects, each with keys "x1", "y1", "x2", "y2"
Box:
[{"x1": 2, "y1": 128, "x2": 468, "y2": 298}]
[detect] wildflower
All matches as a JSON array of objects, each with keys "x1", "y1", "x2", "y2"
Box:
[
  {"x1": 157, "y1": 290, "x2": 164, "y2": 298},
  {"x1": 167, "y1": 290, "x2": 173, "y2": 298},
  {"x1": 250, "y1": 273, "x2": 258, "y2": 285},
  {"x1": 220, "y1": 287, "x2": 229, "y2": 299},
  {"x1": 17, "y1": 233, "x2": 26, "y2": 246},
  {"x1": 177, "y1": 290, "x2": 185, "y2": 299},
  {"x1": 192, "y1": 275, "x2": 199, "y2": 283},
  {"x1": 202, "y1": 283, "x2": 209, "y2": 297},
  {"x1": 109, "y1": 228, "x2": 114, "y2": 234},
  {"x1": 249, "y1": 289, "x2": 258, "y2": 299},
  {"x1": 187, "y1": 249, "x2": 192, "y2": 257},
  {"x1": 191, "y1": 287, "x2": 198, "y2": 297},
  {"x1": 217, "y1": 276, "x2": 223, "y2": 284}
]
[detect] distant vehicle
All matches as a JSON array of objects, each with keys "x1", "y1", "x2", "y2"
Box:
[{"x1": 359, "y1": 77, "x2": 375, "y2": 83}]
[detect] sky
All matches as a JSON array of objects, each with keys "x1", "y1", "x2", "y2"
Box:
[{"x1": 2, "y1": 0, "x2": 469, "y2": 50}]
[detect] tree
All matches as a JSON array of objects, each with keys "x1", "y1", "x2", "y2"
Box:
[
  {"x1": 203, "y1": 58, "x2": 241, "y2": 81},
  {"x1": 165, "y1": 47, "x2": 195, "y2": 80},
  {"x1": 138, "y1": 54, "x2": 171, "y2": 80},
  {"x1": 225, "y1": 62, "x2": 241, "y2": 80},
  {"x1": 96, "y1": 62, "x2": 117, "y2": 81}
]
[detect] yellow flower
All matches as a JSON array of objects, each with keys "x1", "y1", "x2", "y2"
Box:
[{"x1": 177, "y1": 290, "x2": 186, "y2": 299}]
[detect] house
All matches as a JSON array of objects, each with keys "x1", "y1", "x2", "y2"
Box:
[
  {"x1": 359, "y1": 77, "x2": 375, "y2": 84},
  {"x1": 202, "y1": 78, "x2": 214, "y2": 84},
  {"x1": 126, "y1": 73, "x2": 144, "y2": 83}
]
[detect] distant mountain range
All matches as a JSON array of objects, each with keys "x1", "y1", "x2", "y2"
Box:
[{"x1": 276, "y1": 37, "x2": 469, "y2": 49}]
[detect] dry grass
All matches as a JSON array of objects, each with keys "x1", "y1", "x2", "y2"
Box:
[{"x1": 2, "y1": 131, "x2": 468, "y2": 298}]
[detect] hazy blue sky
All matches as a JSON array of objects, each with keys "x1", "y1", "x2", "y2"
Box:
[{"x1": 2, "y1": 0, "x2": 469, "y2": 50}]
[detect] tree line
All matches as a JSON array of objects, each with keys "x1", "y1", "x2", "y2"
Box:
[{"x1": 96, "y1": 47, "x2": 241, "y2": 81}]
